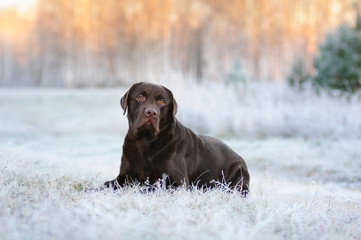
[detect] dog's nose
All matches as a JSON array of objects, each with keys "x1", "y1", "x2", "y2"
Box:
[{"x1": 145, "y1": 107, "x2": 157, "y2": 118}]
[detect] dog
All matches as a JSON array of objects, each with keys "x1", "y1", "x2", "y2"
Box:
[{"x1": 104, "y1": 82, "x2": 250, "y2": 193}]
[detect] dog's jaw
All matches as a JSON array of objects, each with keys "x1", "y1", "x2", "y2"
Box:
[
  {"x1": 136, "y1": 117, "x2": 159, "y2": 134},
  {"x1": 130, "y1": 118, "x2": 159, "y2": 141}
]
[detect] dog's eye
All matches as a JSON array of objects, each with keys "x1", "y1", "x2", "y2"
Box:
[
  {"x1": 136, "y1": 95, "x2": 146, "y2": 101},
  {"x1": 157, "y1": 99, "x2": 165, "y2": 105}
]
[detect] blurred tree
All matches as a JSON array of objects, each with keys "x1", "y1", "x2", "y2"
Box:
[
  {"x1": 313, "y1": 23, "x2": 361, "y2": 93},
  {"x1": 226, "y1": 60, "x2": 247, "y2": 85},
  {"x1": 287, "y1": 57, "x2": 311, "y2": 90},
  {"x1": 32, "y1": 0, "x2": 67, "y2": 86}
]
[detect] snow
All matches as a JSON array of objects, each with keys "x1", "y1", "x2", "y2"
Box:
[{"x1": 0, "y1": 82, "x2": 361, "y2": 239}]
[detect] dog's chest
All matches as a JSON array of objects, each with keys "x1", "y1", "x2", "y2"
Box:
[
  {"x1": 123, "y1": 137, "x2": 175, "y2": 182},
  {"x1": 125, "y1": 147, "x2": 166, "y2": 182},
  {"x1": 132, "y1": 160, "x2": 165, "y2": 183}
]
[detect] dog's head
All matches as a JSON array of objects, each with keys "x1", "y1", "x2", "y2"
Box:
[{"x1": 120, "y1": 82, "x2": 178, "y2": 140}]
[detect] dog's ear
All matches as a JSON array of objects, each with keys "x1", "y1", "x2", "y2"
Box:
[
  {"x1": 172, "y1": 98, "x2": 178, "y2": 121},
  {"x1": 120, "y1": 90, "x2": 129, "y2": 115},
  {"x1": 164, "y1": 87, "x2": 178, "y2": 122},
  {"x1": 120, "y1": 83, "x2": 142, "y2": 115}
]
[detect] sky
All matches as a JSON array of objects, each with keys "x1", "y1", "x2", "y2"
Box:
[{"x1": 0, "y1": 0, "x2": 36, "y2": 13}]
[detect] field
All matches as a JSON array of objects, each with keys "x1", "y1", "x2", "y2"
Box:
[{"x1": 1, "y1": 81, "x2": 361, "y2": 240}]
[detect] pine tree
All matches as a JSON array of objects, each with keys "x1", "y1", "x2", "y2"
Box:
[{"x1": 312, "y1": 23, "x2": 361, "y2": 93}]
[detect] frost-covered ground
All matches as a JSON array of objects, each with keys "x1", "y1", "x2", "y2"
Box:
[{"x1": 0, "y1": 81, "x2": 361, "y2": 240}]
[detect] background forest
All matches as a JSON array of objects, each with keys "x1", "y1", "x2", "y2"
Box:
[{"x1": 1, "y1": 0, "x2": 361, "y2": 87}]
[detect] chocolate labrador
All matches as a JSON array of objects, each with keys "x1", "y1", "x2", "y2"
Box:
[{"x1": 104, "y1": 82, "x2": 250, "y2": 193}]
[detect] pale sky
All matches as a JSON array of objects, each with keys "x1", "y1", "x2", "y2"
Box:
[{"x1": 0, "y1": 0, "x2": 36, "y2": 12}]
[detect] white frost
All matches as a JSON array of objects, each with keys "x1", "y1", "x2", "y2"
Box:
[{"x1": 0, "y1": 82, "x2": 360, "y2": 239}]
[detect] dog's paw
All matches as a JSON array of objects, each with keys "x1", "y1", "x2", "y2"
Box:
[{"x1": 103, "y1": 179, "x2": 121, "y2": 190}]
